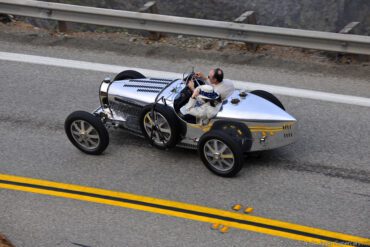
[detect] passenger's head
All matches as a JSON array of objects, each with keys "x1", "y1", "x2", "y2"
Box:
[{"x1": 208, "y1": 68, "x2": 224, "y2": 85}]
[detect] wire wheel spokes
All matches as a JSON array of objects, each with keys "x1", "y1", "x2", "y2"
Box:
[
  {"x1": 143, "y1": 111, "x2": 172, "y2": 145},
  {"x1": 70, "y1": 120, "x2": 100, "y2": 150},
  {"x1": 203, "y1": 139, "x2": 235, "y2": 172}
]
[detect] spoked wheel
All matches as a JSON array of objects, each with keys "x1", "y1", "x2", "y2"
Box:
[
  {"x1": 65, "y1": 111, "x2": 109, "y2": 155},
  {"x1": 198, "y1": 130, "x2": 243, "y2": 177},
  {"x1": 70, "y1": 120, "x2": 101, "y2": 150},
  {"x1": 203, "y1": 139, "x2": 235, "y2": 172},
  {"x1": 139, "y1": 104, "x2": 182, "y2": 149},
  {"x1": 143, "y1": 111, "x2": 172, "y2": 147}
]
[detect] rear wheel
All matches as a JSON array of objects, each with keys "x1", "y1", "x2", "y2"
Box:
[
  {"x1": 139, "y1": 104, "x2": 182, "y2": 149},
  {"x1": 114, "y1": 70, "x2": 145, "y2": 81},
  {"x1": 198, "y1": 130, "x2": 243, "y2": 177},
  {"x1": 65, "y1": 111, "x2": 109, "y2": 155},
  {"x1": 250, "y1": 90, "x2": 285, "y2": 110}
]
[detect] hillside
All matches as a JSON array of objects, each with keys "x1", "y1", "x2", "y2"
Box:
[{"x1": 38, "y1": 0, "x2": 370, "y2": 35}]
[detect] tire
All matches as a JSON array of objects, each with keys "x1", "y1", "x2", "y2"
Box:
[
  {"x1": 198, "y1": 130, "x2": 244, "y2": 177},
  {"x1": 65, "y1": 111, "x2": 109, "y2": 155},
  {"x1": 250, "y1": 90, "x2": 285, "y2": 110},
  {"x1": 114, "y1": 70, "x2": 145, "y2": 81},
  {"x1": 139, "y1": 104, "x2": 182, "y2": 149},
  {"x1": 211, "y1": 121, "x2": 253, "y2": 152}
]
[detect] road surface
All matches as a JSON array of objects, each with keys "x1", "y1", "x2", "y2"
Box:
[{"x1": 0, "y1": 39, "x2": 369, "y2": 247}]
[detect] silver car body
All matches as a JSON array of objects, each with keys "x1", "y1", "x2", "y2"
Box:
[{"x1": 95, "y1": 77, "x2": 297, "y2": 152}]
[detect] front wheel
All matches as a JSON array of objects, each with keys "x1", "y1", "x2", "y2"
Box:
[
  {"x1": 65, "y1": 111, "x2": 109, "y2": 155},
  {"x1": 139, "y1": 104, "x2": 182, "y2": 149},
  {"x1": 198, "y1": 130, "x2": 244, "y2": 177}
]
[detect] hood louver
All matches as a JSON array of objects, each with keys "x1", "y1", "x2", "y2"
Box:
[{"x1": 123, "y1": 78, "x2": 171, "y2": 94}]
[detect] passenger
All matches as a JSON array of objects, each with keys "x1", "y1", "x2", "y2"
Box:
[
  {"x1": 194, "y1": 68, "x2": 234, "y2": 100},
  {"x1": 180, "y1": 85, "x2": 221, "y2": 125}
]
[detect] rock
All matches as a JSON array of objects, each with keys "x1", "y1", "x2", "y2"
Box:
[
  {"x1": 129, "y1": 37, "x2": 137, "y2": 42},
  {"x1": 218, "y1": 40, "x2": 228, "y2": 50},
  {"x1": 203, "y1": 43, "x2": 213, "y2": 50},
  {"x1": 177, "y1": 35, "x2": 183, "y2": 39}
]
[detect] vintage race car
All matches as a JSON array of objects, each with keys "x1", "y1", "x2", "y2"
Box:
[{"x1": 65, "y1": 70, "x2": 297, "y2": 177}]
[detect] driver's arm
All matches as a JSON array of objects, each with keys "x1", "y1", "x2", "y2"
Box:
[
  {"x1": 195, "y1": 72, "x2": 206, "y2": 81},
  {"x1": 188, "y1": 79, "x2": 195, "y2": 92}
]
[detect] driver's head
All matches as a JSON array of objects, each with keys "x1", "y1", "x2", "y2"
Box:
[{"x1": 208, "y1": 68, "x2": 224, "y2": 85}]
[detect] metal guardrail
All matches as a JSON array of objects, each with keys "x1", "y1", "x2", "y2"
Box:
[{"x1": 1, "y1": 0, "x2": 370, "y2": 55}]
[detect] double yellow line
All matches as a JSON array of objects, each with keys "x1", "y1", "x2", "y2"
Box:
[{"x1": 0, "y1": 173, "x2": 369, "y2": 246}]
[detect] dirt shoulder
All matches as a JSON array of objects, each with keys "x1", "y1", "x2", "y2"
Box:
[
  {"x1": 0, "y1": 234, "x2": 14, "y2": 247},
  {"x1": 0, "y1": 21, "x2": 369, "y2": 80}
]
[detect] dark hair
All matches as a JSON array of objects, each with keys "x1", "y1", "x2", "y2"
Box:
[
  {"x1": 213, "y1": 68, "x2": 224, "y2": 82},
  {"x1": 204, "y1": 96, "x2": 221, "y2": 107}
]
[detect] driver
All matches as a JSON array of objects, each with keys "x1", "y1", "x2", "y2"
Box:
[
  {"x1": 180, "y1": 85, "x2": 221, "y2": 125},
  {"x1": 191, "y1": 68, "x2": 234, "y2": 100}
]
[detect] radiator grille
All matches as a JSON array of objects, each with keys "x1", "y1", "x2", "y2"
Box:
[{"x1": 283, "y1": 124, "x2": 294, "y2": 138}]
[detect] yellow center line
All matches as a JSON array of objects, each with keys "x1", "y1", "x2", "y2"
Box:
[{"x1": 0, "y1": 173, "x2": 369, "y2": 247}]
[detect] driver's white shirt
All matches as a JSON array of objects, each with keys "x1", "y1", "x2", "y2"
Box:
[{"x1": 208, "y1": 79, "x2": 234, "y2": 100}]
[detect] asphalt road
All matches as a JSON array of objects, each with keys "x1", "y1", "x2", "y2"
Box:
[{"x1": 0, "y1": 40, "x2": 369, "y2": 247}]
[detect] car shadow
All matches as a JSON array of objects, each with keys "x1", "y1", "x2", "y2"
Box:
[{"x1": 107, "y1": 128, "x2": 297, "y2": 178}]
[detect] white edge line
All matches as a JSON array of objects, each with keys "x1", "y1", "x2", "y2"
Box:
[{"x1": 1, "y1": 51, "x2": 369, "y2": 107}]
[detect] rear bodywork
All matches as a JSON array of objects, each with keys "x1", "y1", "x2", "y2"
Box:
[{"x1": 95, "y1": 77, "x2": 297, "y2": 152}]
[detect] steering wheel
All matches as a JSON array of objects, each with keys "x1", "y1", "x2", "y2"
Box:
[
  {"x1": 174, "y1": 73, "x2": 205, "y2": 113},
  {"x1": 184, "y1": 72, "x2": 205, "y2": 88},
  {"x1": 193, "y1": 76, "x2": 206, "y2": 87}
]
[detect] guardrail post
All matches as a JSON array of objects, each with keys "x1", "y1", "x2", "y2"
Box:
[
  {"x1": 57, "y1": 20, "x2": 68, "y2": 33},
  {"x1": 234, "y1": 11, "x2": 256, "y2": 25},
  {"x1": 336, "y1": 22, "x2": 361, "y2": 62},
  {"x1": 339, "y1": 21, "x2": 360, "y2": 35},
  {"x1": 139, "y1": 1, "x2": 161, "y2": 40},
  {"x1": 0, "y1": 13, "x2": 13, "y2": 23},
  {"x1": 234, "y1": 11, "x2": 258, "y2": 51}
]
